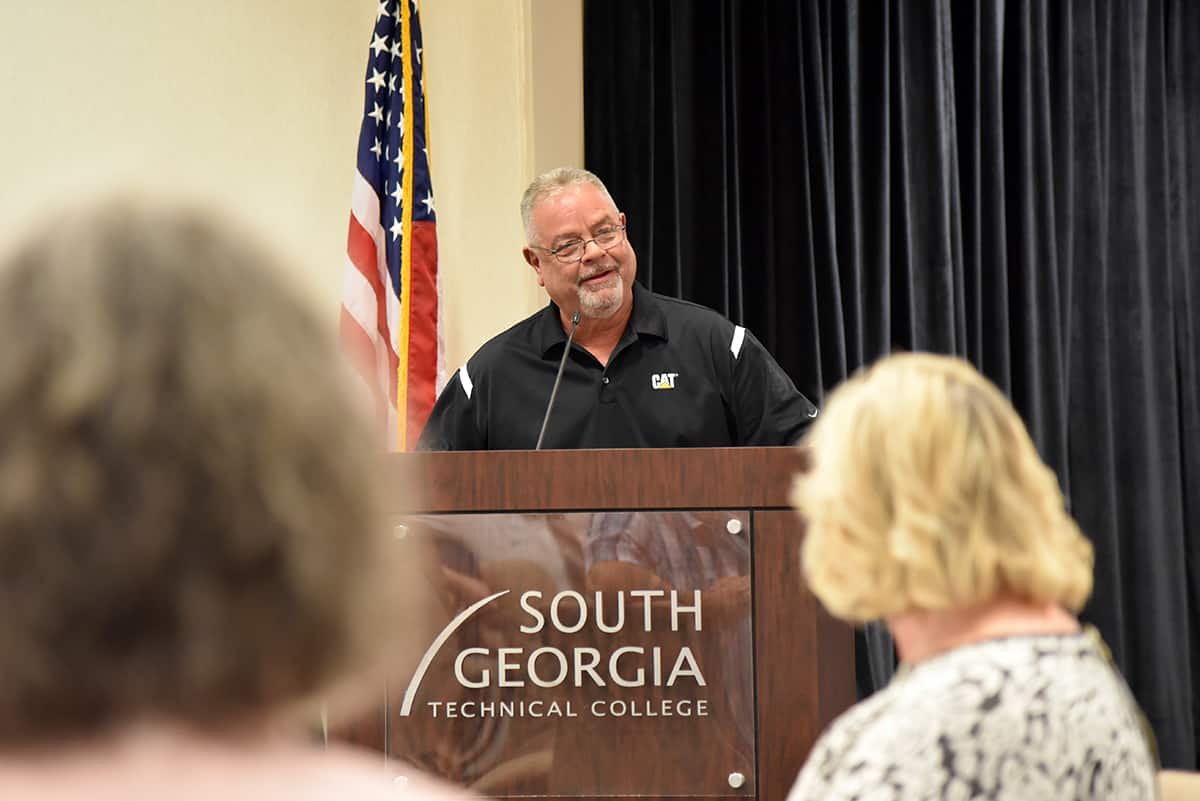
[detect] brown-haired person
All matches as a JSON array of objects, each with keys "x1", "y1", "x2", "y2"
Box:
[
  {"x1": 0, "y1": 197, "x2": 455, "y2": 800},
  {"x1": 788, "y1": 354, "x2": 1158, "y2": 801}
]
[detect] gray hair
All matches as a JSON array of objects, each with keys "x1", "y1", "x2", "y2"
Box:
[{"x1": 520, "y1": 167, "x2": 618, "y2": 244}]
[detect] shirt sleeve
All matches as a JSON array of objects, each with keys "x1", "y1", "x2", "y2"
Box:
[
  {"x1": 729, "y1": 328, "x2": 818, "y2": 446},
  {"x1": 416, "y1": 365, "x2": 486, "y2": 451}
]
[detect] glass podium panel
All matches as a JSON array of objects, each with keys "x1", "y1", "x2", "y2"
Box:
[{"x1": 383, "y1": 511, "x2": 755, "y2": 797}]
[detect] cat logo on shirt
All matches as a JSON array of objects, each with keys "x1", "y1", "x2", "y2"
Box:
[{"x1": 651, "y1": 372, "x2": 679, "y2": 390}]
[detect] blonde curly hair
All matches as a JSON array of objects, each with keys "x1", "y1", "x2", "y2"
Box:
[{"x1": 791, "y1": 353, "x2": 1093, "y2": 623}]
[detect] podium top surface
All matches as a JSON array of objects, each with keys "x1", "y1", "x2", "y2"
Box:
[{"x1": 383, "y1": 446, "x2": 808, "y2": 514}]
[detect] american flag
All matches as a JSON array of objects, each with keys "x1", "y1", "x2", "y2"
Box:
[{"x1": 340, "y1": 0, "x2": 441, "y2": 450}]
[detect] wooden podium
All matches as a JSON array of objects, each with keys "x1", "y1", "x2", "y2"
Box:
[{"x1": 362, "y1": 447, "x2": 854, "y2": 801}]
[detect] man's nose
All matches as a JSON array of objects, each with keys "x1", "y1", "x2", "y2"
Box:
[{"x1": 580, "y1": 238, "x2": 605, "y2": 261}]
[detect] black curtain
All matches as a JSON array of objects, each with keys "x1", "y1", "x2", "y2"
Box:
[{"x1": 585, "y1": 0, "x2": 1199, "y2": 769}]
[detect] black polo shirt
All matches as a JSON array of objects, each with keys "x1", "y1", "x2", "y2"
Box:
[{"x1": 418, "y1": 282, "x2": 817, "y2": 450}]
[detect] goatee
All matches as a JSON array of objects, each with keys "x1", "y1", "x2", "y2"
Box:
[{"x1": 577, "y1": 273, "x2": 623, "y2": 318}]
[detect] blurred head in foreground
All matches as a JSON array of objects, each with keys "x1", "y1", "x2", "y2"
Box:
[
  {"x1": 791, "y1": 352, "x2": 1093, "y2": 624},
  {"x1": 0, "y1": 196, "x2": 417, "y2": 749}
]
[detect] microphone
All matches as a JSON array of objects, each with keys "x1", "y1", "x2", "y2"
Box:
[{"x1": 535, "y1": 310, "x2": 581, "y2": 450}]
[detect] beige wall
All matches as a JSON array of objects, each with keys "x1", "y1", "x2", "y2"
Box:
[
  {"x1": 0, "y1": 1, "x2": 377, "y2": 308},
  {"x1": 423, "y1": 0, "x2": 584, "y2": 371},
  {"x1": 0, "y1": 0, "x2": 582, "y2": 372}
]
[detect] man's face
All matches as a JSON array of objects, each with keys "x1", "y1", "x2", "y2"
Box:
[{"x1": 522, "y1": 184, "x2": 636, "y2": 321}]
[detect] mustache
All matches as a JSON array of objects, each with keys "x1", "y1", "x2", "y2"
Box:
[{"x1": 576, "y1": 265, "x2": 618, "y2": 285}]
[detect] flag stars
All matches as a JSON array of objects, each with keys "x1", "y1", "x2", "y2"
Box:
[{"x1": 360, "y1": 11, "x2": 433, "y2": 236}]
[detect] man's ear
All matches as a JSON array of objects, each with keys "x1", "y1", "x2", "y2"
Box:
[{"x1": 523, "y1": 247, "x2": 545, "y2": 286}]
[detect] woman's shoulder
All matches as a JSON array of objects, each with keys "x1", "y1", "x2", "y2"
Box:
[{"x1": 787, "y1": 633, "x2": 1157, "y2": 801}]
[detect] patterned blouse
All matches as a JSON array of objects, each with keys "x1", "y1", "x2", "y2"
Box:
[{"x1": 787, "y1": 633, "x2": 1158, "y2": 801}]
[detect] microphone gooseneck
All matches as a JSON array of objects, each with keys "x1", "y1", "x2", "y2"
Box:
[{"x1": 535, "y1": 310, "x2": 582, "y2": 450}]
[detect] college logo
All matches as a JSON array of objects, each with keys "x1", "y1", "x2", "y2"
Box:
[
  {"x1": 398, "y1": 588, "x2": 710, "y2": 720},
  {"x1": 651, "y1": 372, "x2": 679, "y2": 390}
]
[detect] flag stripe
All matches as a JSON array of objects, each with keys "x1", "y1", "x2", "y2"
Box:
[
  {"x1": 405, "y1": 221, "x2": 439, "y2": 438},
  {"x1": 346, "y1": 213, "x2": 399, "y2": 405},
  {"x1": 420, "y1": 23, "x2": 446, "y2": 399},
  {"x1": 349, "y1": 172, "x2": 401, "y2": 360}
]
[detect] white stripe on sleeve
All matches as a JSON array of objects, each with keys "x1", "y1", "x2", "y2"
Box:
[
  {"x1": 730, "y1": 325, "x2": 746, "y2": 358},
  {"x1": 458, "y1": 364, "x2": 474, "y2": 399}
]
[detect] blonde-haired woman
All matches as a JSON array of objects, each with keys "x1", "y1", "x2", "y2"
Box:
[{"x1": 788, "y1": 353, "x2": 1157, "y2": 801}]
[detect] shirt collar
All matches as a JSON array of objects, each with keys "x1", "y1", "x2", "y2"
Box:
[{"x1": 535, "y1": 281, "x2": 669, "y2": 357}]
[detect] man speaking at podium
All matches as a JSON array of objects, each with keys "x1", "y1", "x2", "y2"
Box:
[
  {"x1": 418, "y1": 167, "x2": 816, "y2": 451},
  {"x1": 414, "y1": 168, "x2": 800, "y2": 795}
]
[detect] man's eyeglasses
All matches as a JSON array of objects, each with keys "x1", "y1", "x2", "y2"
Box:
[{"x1": 533, "y1": 224, "x2": 626, "y2": 264}]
